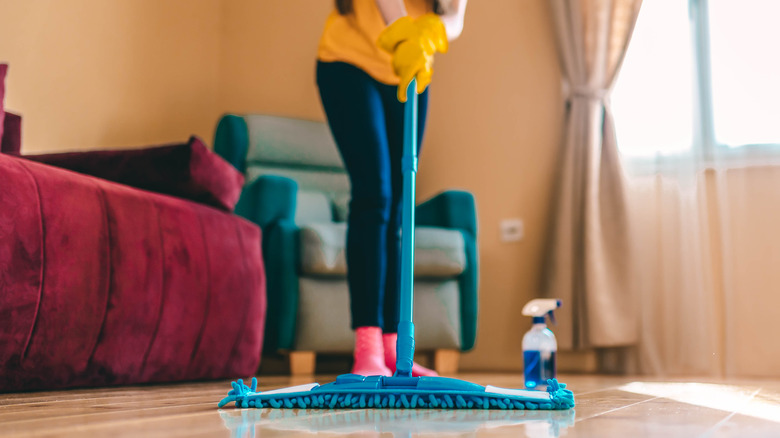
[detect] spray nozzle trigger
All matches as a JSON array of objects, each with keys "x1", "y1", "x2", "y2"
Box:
[{"x1": 522, "y1": 299, "x2": 562, "y2": 326}]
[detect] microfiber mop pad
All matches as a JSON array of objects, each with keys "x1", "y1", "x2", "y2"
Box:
[{"x1": 218, "y1": 376, "x2": 574, "y2": 410}]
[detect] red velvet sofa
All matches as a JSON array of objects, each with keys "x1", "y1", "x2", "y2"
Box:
[{"x1": 0, "y1": 64, "x2": 267, "y2": 392}]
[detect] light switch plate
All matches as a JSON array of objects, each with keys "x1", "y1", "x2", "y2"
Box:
[{"x1": 500, "y1": 218, "x2": 524, "y2": 242}]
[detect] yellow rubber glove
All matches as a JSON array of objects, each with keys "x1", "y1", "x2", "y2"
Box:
[{"x1": 377, "y1": 13, "x2": 448, "y2": 102}]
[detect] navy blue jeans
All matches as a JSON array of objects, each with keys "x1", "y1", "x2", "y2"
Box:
[{"x1": 316, "y1": 61, "x2": 429, "y2": 333}]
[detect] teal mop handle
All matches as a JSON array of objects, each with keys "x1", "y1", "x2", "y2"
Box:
[{"x1": 395, "y1": 79, "x2": 418, "y2": 378}]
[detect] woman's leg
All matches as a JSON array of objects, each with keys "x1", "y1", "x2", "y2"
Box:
[{"x1": 316, "y1": 61, "x2": 393, "y2": 376}]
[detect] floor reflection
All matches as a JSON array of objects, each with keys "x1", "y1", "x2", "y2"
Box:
[
  {"x1": 219, "y1": 406, "x2": 576, "y2": 438},
  {"x1": 619, "y1": 382, "x2": 780, "y2": 423}
]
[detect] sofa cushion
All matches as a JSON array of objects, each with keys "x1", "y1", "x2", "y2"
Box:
[
  {"x1": 0, "y1": 64, "x2": 7, "y2": 144},
  {"x1": 1, "y1": 112, "x2": 21, "y2": 155},
  {"x1": 22, "y1": 136, "x2": 244, "y2": 211},
  {"x1": 299, "y1": 222, "x2": 466, "y2": 278}
]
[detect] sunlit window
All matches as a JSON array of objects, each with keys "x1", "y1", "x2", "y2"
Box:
[
  {"x1": 709, "y1": 0, "x2": 780, "y2": 148},
  {"x1": 612, "y1": 0, "x2": 694, "y2": 158},
  {"x1": 612, "y1": 0, "x2": 780, "y2": 159}
]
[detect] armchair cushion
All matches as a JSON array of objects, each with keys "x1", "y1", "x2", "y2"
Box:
[
  {"x1": 246, "y1": 165, "x2": 349, "y2": 195},
  {"x1": 299, "y1": 222, "x2": 466, "y2": 278},
  {"x1": 244, "y1": 114, "x2": 344, "y2": 169},
  {"x1": 22, "y1": 136, "x2": 244, "y2": 212},
  {"x1": 295, "y1": 278, "x2": 461, "y2": 351},
  {"x1": 332, "y1": 193, "x2": 351, "y2": 222},
  {"x1": 296, "y1": 191, "x2": 334, "y2": 225}
]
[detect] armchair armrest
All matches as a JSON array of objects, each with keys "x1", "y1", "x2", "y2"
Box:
[
  {"x1": 232, "y1": 173, "x2": 301, "y2": 353},
  {"x1": 235, "y1": 175, "x2": 298, "y2": 232},
  {"x1": 263, "y1": 219, "x2": 300, "y2": 352},
  {"x1": 415, "y1": 190, "x2": 477, "y2": 238},
  {"x1": 416, "y1": 190, "x2": 479, "y2": 352}
]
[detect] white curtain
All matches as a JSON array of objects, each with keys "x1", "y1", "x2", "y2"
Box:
[{"x1": 623, "y1": 163, "x2": 780, "y2": 378}]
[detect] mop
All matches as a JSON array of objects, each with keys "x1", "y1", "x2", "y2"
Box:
[{"x1": 218, "y1": 80, "x2": 575, "y2": 411}]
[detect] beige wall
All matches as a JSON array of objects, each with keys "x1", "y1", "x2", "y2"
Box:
[
  {"x1": 2, "y1": 0, "x2": 564, "y2": 372},
  {"x1": 0, "y1": 0, "x2": 221, "y2": 153},
  {"x1": 723, "y1": 167, "x2": 780, "y2": 377},
  {"x1": 218, "y1": 0, "x2": 330, "y2": 120},
  {"x1": 419, "y1": 1, "x2": 563, "y2": 371}
]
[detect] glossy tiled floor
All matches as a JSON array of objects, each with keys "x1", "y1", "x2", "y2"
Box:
[{"x1": 2, "y1": 374, "x2": 780, "y2": 437}]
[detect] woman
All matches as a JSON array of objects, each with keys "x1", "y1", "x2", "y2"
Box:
[{"x1": 316, "y1": 0, "x2": 467, "y2": 377}]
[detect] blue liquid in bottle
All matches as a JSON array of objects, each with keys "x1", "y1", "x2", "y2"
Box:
[
  {"x1": 522, "y1": 317, "x2": 557, "y2": 389},
  {"x1": 523, "y1": 350, "x2": 557, "y2": 389}
]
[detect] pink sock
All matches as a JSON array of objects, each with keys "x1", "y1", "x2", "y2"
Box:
[
  {"x1": 383, "y1": 333, "x2": 439, "y2": 377},
  {"x1": 351, "y1": 327, "x2": 392, "y2": 377}
]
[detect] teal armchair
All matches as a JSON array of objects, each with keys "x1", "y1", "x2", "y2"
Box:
[{"x1": 214, "y1": 114, "x2": 478, "y2": 374}]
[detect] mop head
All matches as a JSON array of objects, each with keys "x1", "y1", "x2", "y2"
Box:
[{"x1": 218, "y1": 375, "x2": 574, "y2": 410}]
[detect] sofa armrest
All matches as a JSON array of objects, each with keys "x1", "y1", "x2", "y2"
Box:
[
  {"x1": 0, "y1": 152, "x2": 266, "y2": 390},
  {"x1": 416, "y1": 190, "x2": 479, "y2": 352},
  {"x1": 263, "y1": 219, "x2": 300, "y2": 352},
  {"x1": 235, "y1": 175, "x2": 298, "y2": 231},
  {"x1": 415, "y1": 190, "x2": 477, "y2": 238}
]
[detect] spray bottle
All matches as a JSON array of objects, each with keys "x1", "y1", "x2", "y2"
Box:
[{"x1": 522, "y1": 299, "x2": 561, "y2": 389}]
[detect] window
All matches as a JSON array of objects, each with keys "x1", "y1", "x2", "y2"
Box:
[
  {"x1": 708, "y1": 0, "x2": 780, "y2": 148},
  {"x1": 612, "y1": 0, "x2": 780, "y2": 160}
]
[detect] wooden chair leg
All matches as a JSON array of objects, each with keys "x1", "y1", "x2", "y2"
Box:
[
  {"x1": 289, "y1": 351, "x2": 316, "y2": 376},
  {"x1": 434, "y1": 349, "x2": 460, "y2": 375}
]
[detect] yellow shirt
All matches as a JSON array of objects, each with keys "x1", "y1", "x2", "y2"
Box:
[{"x1": 317, "y1": 0, "x2": 431, "y2": 85}]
